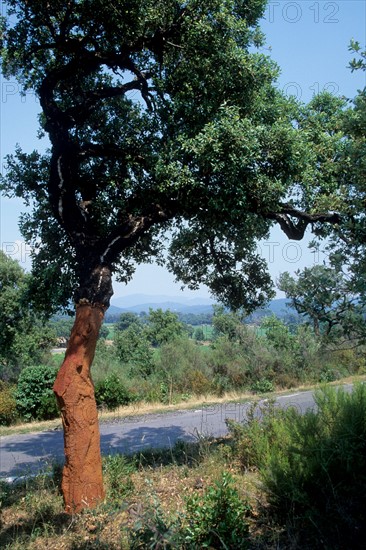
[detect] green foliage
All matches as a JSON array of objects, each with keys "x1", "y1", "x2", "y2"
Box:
[
  {"x1": 91, "y1": 339, "x2": 123, "y2": 383},
  {"x1": 103, "y1": 454, "x2": 136, "y2": 504},
  {"x1": 49, "y1": 317, "x2": 74, "y2": 339},
  {"x1": 130, "y1": 471, "x2": 250, "y2": 549},
  {"x1": 348, "y1": 39, "x2": 366, "y2": 72},
  {"x1": 98, "y1": 323, "x2": 109, "y2": 340},
  {"x1": 116, "y1": 312, "x2": 142, "y2": 332},
  {"x1": 146, "y1": 309, "x2": 185, "y2": 347},
  {"x1": 210, "y1": 336, "x2": 249, "y2": 393},
  {"x1": 193, "y1": 327, "x2": 205, "y2": 341},
  {"x1": 229, "y1": 385, "x2": 366, "y2": 547},
  {"x1": 0, "y1": 381, "x2": 17, "y2": 425},
  {"x1": 260, "y1": 315, "x2": 294, "y2": 351},
  {"x1": 212, "y1": 306, "x2": 244, "y2": 341},
  {"x1": 95, "y1": 373, "x2": 130, "y2": 410},
  {"x1": 155, "y1": 338, "x2": 211, "y2": 400},
  {"x1": 227, "y1": 399, "x2": 291, "y2": 470},
  {"x1": 0, "y1": 0, "x2": 350, "y2": 314},
  {"x1": 278, "y1": 266, "x2": 366, "y2": 342},
  {"x1": 15, "y1": 365, "x2": 59, "y2": 421},
  {"x1": 250, "y1": 379, "x2": 274, "y2": 393},
  {"x1": 182, "y1": 472, "x2": 250, "y2": 548},
  {"x1": 0, "y1": 251, "x2": 54, "y2": 381},
  {"x1": 114, "y1": 322, "x2": 154, "y2": 377},
  {"x1": 130, "y1": 494, "x2": 178, "y2": 549}
]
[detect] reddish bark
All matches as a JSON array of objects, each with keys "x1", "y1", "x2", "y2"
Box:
[{"x1": 53, "y1": 301, "x2": 105, "y2": 513}]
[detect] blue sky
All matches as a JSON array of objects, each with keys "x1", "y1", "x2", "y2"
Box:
[{"x1": 0, "y1": 1, "x2": 365, "y2": 300}]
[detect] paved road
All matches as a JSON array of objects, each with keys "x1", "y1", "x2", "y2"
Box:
[{"x1": 0, "y1": 386, "x2": 350, "y2": 480}]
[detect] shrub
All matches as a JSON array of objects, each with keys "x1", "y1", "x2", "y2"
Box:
[
  {"x1": 265, "y1": 385, "x2": 366, "y2": 537},
  {"x1": 155, "y1": 338, "x2": 210, "y2": 397},
  {"x1": 250, "y1": 379, "x2": 274, "y2": 394},
  {"x1": 229, "y1": 385, "x2": 366, "y2": 547},
  {"x1": 227, "y1": 399, "x2": 291, "y2": 471},
  {"x1": 182, "y1": 471, "x2": 250, "y2": 548},
  {"x1": 130, "y1": 471, "x2": 250, "y2": 549},
  {"x1": 130, "y1": 494, "x2": 177, "y2": 549},
  {"x1": 91, "y1": 339, "x2": 123, "y2": 384},
  {"x1": 15, "y1": 365, "x2": 59, "y2": 421},
  {"x1": 194, "y1": 327, "x2": 205, "y2": 341},
  {"x1": 185, "y1": 369, "x2": 212, "y2": 395},
  {"x1": 103, "y1": 454, "x2": 136, "y2": 504},
  {"x1": 95, "y1": 372, "x2": 130, "y2": 410},
  {"x1": 0, "y1": 381, "x2": 17, "y2": 425},
  {"x1": 114, "y1": 322, "x2": 154, "y2": 377}
]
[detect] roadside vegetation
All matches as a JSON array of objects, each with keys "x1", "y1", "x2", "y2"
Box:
[
  {"x1": 1, "y1": 384, "x2": 365, "y2": 549},
  {"x1": 2, "y1": 304, "x2": 366, "y2": 426},
  {"x1": 1, "y1": 255, "x2": 366, "y2": 547}
]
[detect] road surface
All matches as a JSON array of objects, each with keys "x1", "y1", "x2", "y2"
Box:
[{"x1": 0, "y1": 386, "x2": 351, "y2": 480}]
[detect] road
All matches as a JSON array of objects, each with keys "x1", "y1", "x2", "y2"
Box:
[{"x1": 0, "y1": 386, "x2": 350, "y2": 480}]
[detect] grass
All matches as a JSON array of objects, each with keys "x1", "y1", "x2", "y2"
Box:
[{"x1": 0, "y1": 436, "x2": 263, "y2": 549}]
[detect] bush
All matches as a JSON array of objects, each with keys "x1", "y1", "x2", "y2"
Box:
[
  {"x1": 15, "y1": 365, "x2": 59, "y2": 421},
  {"x1": 91, "y1": 339, "x2": 123, "y2": 384},
  {"x1": 95, "y1": 372, "x2": 130, "y2": 410},
  {"x1": 114, "y1": 323, "x2": 154, "y2": 377},
  {"x1": 0, "y1": 381, "x2": 17, "y2": 425},
  {"x1": 155, "y1": 338, "x2": 210, "y2": 398},
  {"x1": 250, "y1": 379, "x2": 274, "y2": 394},
  {"x1": 185, "y1": 369, "x2": 212, "y2": 395},
  {"x1": 227, "y1": 399, "x2": 291, "y2": 471},
  {"x1": 103, "y1": 454, "x2": 136, "y2": 504},
  {"x1": 182, "y1": 471, "x2": 250, "y2": 548},
  {"x1": 229, "y1": 384, "x2": 366, "y2": 548},
  {"x1": 130, "y1": 471, "x2": 250, "y2": 549}
]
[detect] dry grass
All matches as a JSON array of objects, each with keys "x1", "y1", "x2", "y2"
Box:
[
  {"x1": 0, "y1": 391, "x2": 257, "y2": 437},
  {"x1": 0, "y1": 437, "x2": 261, "y2": 549}
]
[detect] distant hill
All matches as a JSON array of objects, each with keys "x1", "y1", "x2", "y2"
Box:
[
  {"x1": 107, "y1": 301, "x2": 214, "y2": 316},
  {"x1": 111, "y1": 294, "x2": 215, "y2": 309},
  {"x1": 105, "y1": 295, "x2": 294, "y2": 321},
  {"x1": 264, "y1": 298, "x2": 290, "y2": 316}
]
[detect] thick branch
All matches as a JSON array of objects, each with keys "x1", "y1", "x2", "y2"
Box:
[
  {"x1": 98, "y1": 202, "x2": 177, "y2": 265},
  {"x1": 64, "y1": 79, "x2": 148, "y2": 125},
  {"x1": 267, "y1": 205, "x2": 342, "y2": 240},
  {"x1": 78, "y1": 143, "x2": 146, "y2": 166},
  {"x1": 49, "y1": 148, "x2": 95, "y2": 238}
]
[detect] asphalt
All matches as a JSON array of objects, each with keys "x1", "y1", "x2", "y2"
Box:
[{"x1": 0, "y1": 385, "x2": 352, "y2": 481}]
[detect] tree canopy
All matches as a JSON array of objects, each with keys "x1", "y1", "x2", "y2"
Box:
[
  {"x1": 278, "y1": 266, "x2": 366, "y2": 342},
  {"x1": 0, "y1": 251, "x2": 54, "y2": 380},
  {"x1": 0, "y1": 0, "x2": 348, "y2": 314}
]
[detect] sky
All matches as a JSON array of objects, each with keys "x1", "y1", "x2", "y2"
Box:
[{"x1": 0, "y1": 0, "x2": 365, "y2": 301}]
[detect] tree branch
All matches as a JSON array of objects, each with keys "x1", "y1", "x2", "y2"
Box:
[
  {"x1": 267, "y1": 204, "x2": 342, "y2": 240},
  {"x1": 64, "y1": 79, "x2": 147, "y2": 125},
  {"x1": 98, "y1": 202, "x2": 178, "y2": 265}
]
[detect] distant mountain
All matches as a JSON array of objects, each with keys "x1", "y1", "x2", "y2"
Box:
[
  {"x1": 107, "y1": 301, "x2": 214, "y2": 316},
  {"x1": 111, "y1": 294, "x2": 215, "y2": 309},
  {"x1": 245, "y1": 298, "x2": 295, "y2": 323},
  {"x1": 107, "y1": 305, "x2": 128, "y2": 316},
  {"x1": 106, "y1": 295, "x2": 294, "y2": 319},
  {"x1": 265, "y1": 298, "x2": 291, "y2": 316}
]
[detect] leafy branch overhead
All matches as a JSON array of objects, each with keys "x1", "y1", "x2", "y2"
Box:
[{"x1": 0, "y1": 0, "x2": 355, "y2": 313}]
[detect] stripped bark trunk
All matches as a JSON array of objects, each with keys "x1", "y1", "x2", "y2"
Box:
[{"x1": 53, "y1": 301, "x2": 105, "y2": 513}]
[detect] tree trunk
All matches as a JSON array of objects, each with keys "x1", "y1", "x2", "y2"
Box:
[{"x1": 53, "y1": 302, "x2": 105, "y2": 513}]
